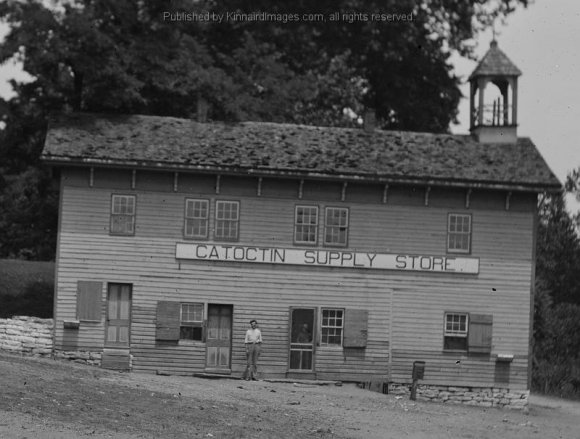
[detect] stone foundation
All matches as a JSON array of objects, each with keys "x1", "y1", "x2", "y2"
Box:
[
  {"x1": 389, "y1": 383, "x2": 529, "y2": 410},
  {"x1": 53, "y1": 350, "x2": 103, "y2": 366},
  {"x1": 0, "y1": 316, "x2": 102, "y2": 367},
  {"x1": 0, "y1": 316, "x2": 53, "y2": 357}
]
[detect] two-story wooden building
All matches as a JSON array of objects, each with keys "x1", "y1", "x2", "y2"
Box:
[{"x1": 42, "y1": 42, "x2": 560, "y2": 407}]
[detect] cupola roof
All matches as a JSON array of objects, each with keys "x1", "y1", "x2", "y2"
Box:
[{"x1": 469, "y1": 40, "x2": 522, "y2": 79}]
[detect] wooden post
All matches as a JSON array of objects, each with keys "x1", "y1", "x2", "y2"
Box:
[{"x1": 410, "y1": 379, "x2": 418, "y2": 401}]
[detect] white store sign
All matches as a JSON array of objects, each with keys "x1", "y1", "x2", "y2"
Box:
[{"x1": 175, "y1": 243, "x2": 480, "y2": 274}]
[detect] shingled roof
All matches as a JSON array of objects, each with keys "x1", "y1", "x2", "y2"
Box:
[
  {"x1": 41, "y1": 113, "x2": 560, "y2": 192},
  {"x1": 469, "y1": 40, "x2": 522, "y2": 79}
]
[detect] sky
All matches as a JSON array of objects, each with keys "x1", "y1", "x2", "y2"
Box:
[{"x1": 0, "y1": 1, "x2": 578, "y2": 210}]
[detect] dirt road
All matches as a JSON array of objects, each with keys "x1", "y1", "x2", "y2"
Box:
[{"x1": 0, "y1": 353, "x2": 578, "y2": 439}]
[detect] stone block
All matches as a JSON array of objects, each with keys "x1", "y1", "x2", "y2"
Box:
[
  {"x1": 32, "y1": 348, "x2": 52, "y2": 355},
  {"x1": 16, "y1": 336, "x2": 36, "y2": 344}
]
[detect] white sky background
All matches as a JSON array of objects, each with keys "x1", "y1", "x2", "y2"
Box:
[{"x1": 0, "y1": 0, "x2": 578, "y2": 211}]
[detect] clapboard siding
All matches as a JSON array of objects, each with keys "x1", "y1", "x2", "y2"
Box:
[
  {"x1": 391, "y1": 350, "x2": 529, "y2": 389},
  {"x1": 59, "y1": 184, "x2": 534, "y2": 261},
  {"x1": 54, "y1": 172, "x2": 536, "y2": 386}
]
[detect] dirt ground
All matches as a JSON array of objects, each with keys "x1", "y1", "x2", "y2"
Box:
[{"x1": 0, "y1": 353, "x2": 579, "y2": 439}]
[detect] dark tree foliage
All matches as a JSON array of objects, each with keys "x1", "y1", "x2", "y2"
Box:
[
  {"x1": 536, "y1": 191, "x2": 580, "y2": 306},
  {"x1": 533, "y1": 172, "x2": 580, "y2": 397},
  {"x1": 0, "y1": 280, "x2": 54, "y2": 318},
  {"x1": 0, "y1": 0, "x2": 529, "y2": 260}
]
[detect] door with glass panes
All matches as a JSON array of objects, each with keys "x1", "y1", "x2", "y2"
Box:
[
  {"x1": 289, "y1": 308, "x2": 316, "y2": 370},
  {"x1": 205, "y1": 304, "x2": 233, "y2": 373}
]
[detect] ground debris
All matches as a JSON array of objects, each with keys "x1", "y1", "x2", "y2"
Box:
[{"x1": 0, "y1": 352, "x2": 579, "y2": 439}]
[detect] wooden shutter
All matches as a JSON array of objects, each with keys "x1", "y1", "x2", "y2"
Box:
[
  {"x1": 468, "y1": 314, "x2": 493, "y2": 354},
  {"x1": 156, "y1": 301, "x2": 180, "y2": 341},
  {"x1": 343, "y1": 309, "x2": 368, "y2": 348},
  {"x1": 76, "y1": 281, "x2": 102, "y2": 321}
]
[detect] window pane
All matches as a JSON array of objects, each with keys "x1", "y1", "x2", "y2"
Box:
[
  {"x1": 185, "y1": 200, "x2": 209, "y2": 238},
  {"x1": 321, "y1": 309, "x2": 344, "y2": 346},
  {"x1": 295, "y1": 206, "x2": 318, "y2": 243},
  {"x1": 324, "y1": 208, "x2": 348, "y2": 246},
  {"x1": 447, "y1": 214, "x2": 471, "y2": 252},
  {"x1": 111, "y1": 195, "x2": 136, "y2": 235},
  {"x1": 181, "y1": 303, "x2": 203, "y2": 322},
  {"x1": 215, "y1": 201, "x2": 239, "y2": 240}
]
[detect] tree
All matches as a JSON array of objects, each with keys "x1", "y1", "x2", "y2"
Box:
[
  {"x1": 565, "y1": 167, "x2": 580, "y2": 231},
  {"x1": 536, "y1": 189, "x2": 580, "y2": 306},
  {"x1": 533, "y1": 167, "x2": 580, "y2": 396}
]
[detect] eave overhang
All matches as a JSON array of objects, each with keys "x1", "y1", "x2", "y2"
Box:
[{"x1": 41, "y1": 155, "x2": 563, "y2": 194}]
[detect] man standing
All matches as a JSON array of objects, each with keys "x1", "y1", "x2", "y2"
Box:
[{"x1": 244, "y1": 319, "x2": 262, "y2": 380}]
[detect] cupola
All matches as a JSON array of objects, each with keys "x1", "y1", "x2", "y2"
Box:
[{"x1": 469, "y1": 40, "x2": 522, "y2": 144}]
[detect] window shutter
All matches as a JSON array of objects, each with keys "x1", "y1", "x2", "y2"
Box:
[
  {"x1": 156, "y1": 301, "x2": 180, "y2": 341},
  {"x1": 343, "y1": 309, "x2": 368, "y2": 348},
  {"x1": 468, "y1": 314, "x2": 493, "y2": 353},
  {"x1": 77, "y1": 281, "x2": 102, "y2": 321}
]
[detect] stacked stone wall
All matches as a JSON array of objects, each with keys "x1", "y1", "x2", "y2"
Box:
[
  {"x1": 389, "y1": 383, "x2": 529, "y2": 410},
  {"x1": 0, "y1": 316, "x2": 53, "y2": 357},
  {"x1": 0, "y1": 316, "x2": 102, "y2": 366}
]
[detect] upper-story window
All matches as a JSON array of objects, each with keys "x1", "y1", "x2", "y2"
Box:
[
  {"x1": 184, "y1": 199, "x2": 209, "y2": 239},
  {"x1": 447, "y1": 213, "x2": 471, "y2": 253},
  {"x1": 324, "y1": 207, "x2": 349, "y2": 247},
  {"x1": 110, "y1": 194, "x2": 136, "y2": 235},
  {"x1": 294, "y1": 205, "x2": 319, "y2": 245},
  {"x1": 215, "y1": 200, "x2": 240, "y2": 241}
]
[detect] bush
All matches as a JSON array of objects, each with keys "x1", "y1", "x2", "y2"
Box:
[{"x1": 0, "y1": 280, "x2": 53, "y2": 318}]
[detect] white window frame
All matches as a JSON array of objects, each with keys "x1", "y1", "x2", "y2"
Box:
[
  {"x1": 444, "y1": 312, "x2": 468, "y2": 351},
  {"x1": 324, "y1": 207, "x2": 349, "y2": 247},
  {"x1": 447, "y1": 213, "x2": 472, "y2": 254},
  {"x1": 110, "y1": 194, "x2": 136, "y2": 236},
  {"x1": 180, "y1": 303, "x2": 204, "y2": 342},
  {"x1": 321, "y1": 308, "x2": 344, "y2": 347},
  {"x1": 214, "y1": 200, "x2": 240, "y2": 241},
  {"x1": 184, "y1": 199, "x2": 209, "y2": 239},
  {"x1": 294, "y1": 205, "x2": 319, "y2": 245}
]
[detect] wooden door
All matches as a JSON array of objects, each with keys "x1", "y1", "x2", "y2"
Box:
[
  {"x1": 105, "y1": 284, "x2": 131, "y2": 347},
  {"x1": 289, "y1": 308, "x2": 316, "y2": 371},
  {"x1": 205, "y1": 304, "x2": 232, "y2": 373}
]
